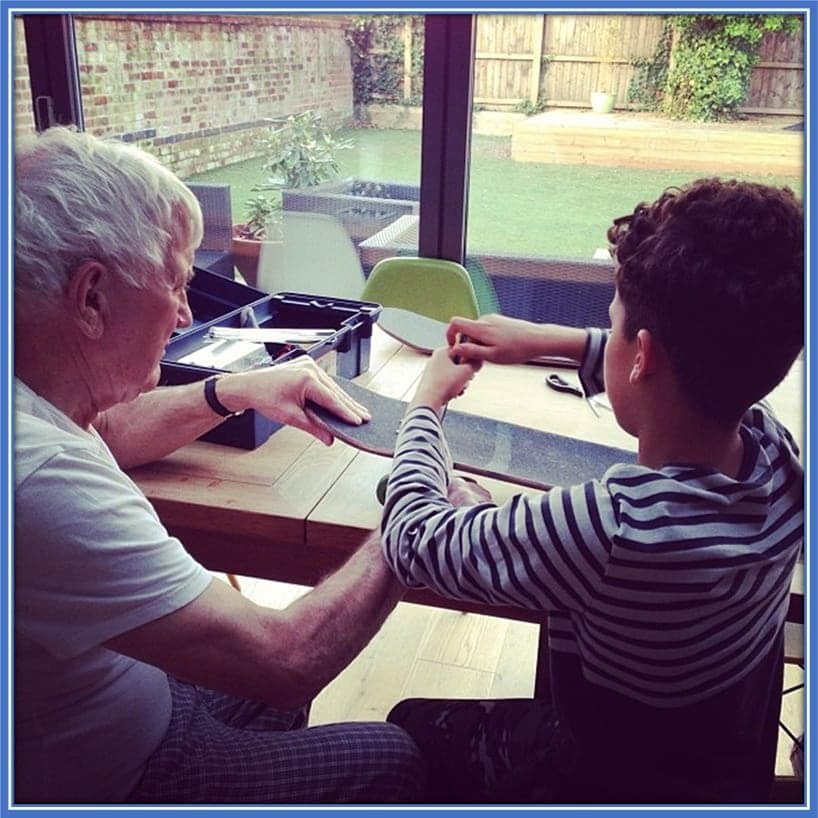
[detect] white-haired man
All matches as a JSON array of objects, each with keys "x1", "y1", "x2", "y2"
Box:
[{"x1": 14, "y1": 126, "x2": 424, "y2": 804}]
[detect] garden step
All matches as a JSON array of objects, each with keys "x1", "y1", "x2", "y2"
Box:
[{"x1": 511, "y1": 110, "x2": 801, "y2": 175}]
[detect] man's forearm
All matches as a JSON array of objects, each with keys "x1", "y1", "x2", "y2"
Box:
[
  {"x1": 281, "y1": 532, "x2": 405, "y2": 696},
  {"x1": 104, "y1": 532, "x2": 405, "y2": 711},
  {"x1": 94, "y1": 382, "x2": 225, "y2": 468}
]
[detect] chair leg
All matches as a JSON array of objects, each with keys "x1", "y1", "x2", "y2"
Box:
[{"x1": 226, "y1": 573, "x2": 242, "y2": 593}]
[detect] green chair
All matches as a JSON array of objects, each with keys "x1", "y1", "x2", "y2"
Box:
[{"x1": 361, "y1": 256, "x2": 481, "y2": 322}]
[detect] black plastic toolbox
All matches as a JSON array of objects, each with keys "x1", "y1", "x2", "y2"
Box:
[
  {"x1": 160, "y1": 268, "x2": 381, "y2": 449},
  {"x1": 177, "y1": 267, "x2": 268, "y2": 335}
]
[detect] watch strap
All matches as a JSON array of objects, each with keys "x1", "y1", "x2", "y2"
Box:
[{"x1": 204, "y1": 376, "x2": 241, "y2": 418}]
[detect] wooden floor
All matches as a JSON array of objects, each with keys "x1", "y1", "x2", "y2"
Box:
[{"x1": 221, "y1": 573, "x2": 803, "y2": 782}]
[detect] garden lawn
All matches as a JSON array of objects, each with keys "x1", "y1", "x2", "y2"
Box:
[{"x1": 186, "y1": 128, "x2": 802, "y2": 259}]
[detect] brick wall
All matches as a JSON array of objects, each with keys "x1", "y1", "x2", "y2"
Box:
[
  {"x1": 14, "y1": 17, "x2": 36, "y2": 138},
  {"x1": 15, "y1": 14, "x2": 354, "y2": 177}
]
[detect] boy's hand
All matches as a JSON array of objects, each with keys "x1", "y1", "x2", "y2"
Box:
[{"x1": 409, "y1": 347, "x2": 481, "y2": 415}]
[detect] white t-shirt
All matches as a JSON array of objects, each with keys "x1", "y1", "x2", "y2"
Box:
[{"x1": 14, "y1": 378, "x2": 212, "y2": 803}]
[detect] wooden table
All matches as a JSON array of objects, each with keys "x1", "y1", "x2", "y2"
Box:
[{"x1": 129, "y1": 328, "x2": 804, "y2": 689}]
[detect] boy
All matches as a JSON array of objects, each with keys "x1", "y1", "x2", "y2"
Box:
[{"x1": 380, "y1": 178, "x2": 803, "y2": 803}]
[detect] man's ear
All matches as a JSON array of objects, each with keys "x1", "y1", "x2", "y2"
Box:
[
  {"x1": 66, "y1": 260, "x2": 109, "y2": 340},
  {"x1": 629, "y1": 328, "x2": 658, "y2": 384}
]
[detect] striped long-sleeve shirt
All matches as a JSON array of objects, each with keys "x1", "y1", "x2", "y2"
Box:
[{"x1": 382, "y1": 328, "x2": 803, "y2": 801}]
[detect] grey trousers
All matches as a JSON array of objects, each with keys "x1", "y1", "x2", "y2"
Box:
[{"x1": 128, "y1": 677, "x2": 426, "y2": 804}]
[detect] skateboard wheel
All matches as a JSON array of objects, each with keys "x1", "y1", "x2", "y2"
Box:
[{"x1": 376, "y1": 473, "x2": 390, "y2": 505}]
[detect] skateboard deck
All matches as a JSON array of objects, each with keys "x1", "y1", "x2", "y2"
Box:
[
  {"x1": 376, "y1": 307, "x2": 579, "y2": 368},
  {"x1": 309, "y1": 376, "x2": 634, "y2": 491}
]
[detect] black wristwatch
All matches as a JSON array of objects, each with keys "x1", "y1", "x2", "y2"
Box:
[{"x1": 204, "y1": 376, "x2": 244, "y2": 418}]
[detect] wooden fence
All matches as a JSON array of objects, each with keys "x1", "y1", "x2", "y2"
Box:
[
  {"x1": 396, "y1": 14, "x2": 803, "y2": 116},
  {"x1": 749, "y1": 26, "x2": 804, "y2": 114}
]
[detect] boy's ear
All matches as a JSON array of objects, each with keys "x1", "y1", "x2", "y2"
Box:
[
  {"x1": 629, "y1": 329, "x2": 658, "y2": 383},
  {"x1": 66, "y1": 260, "x2": 109, "y2": 340}
]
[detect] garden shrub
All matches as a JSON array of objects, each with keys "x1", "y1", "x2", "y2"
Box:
[
  {"x1": 345, "y1": 15, "x2": 424, "y2": 115},
  {"x1": 662, "y1": 14, "x2": 801, "y2": 121}
]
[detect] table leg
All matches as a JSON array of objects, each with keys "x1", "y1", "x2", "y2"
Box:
[{"x1": 534, "y1": 620, "x2": 551, "y2": 701}]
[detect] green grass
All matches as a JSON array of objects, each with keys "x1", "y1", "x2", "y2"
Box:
[{"x1": 186, "y1": 128, "x2": 801, "y2": 259}]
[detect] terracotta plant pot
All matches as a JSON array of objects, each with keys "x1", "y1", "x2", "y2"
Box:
[{"x1": 231, "y1": 226, "x2": 262, "y2": 287}]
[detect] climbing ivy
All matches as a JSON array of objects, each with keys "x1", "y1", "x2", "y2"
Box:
[
  {"x1": 344, "y1": 15, "x2": 424, "y2": 116},
  {"x1": 345, "y1": 16, "x2": 377, "y2": 109},
  {"x1": 662, "y1": 14, "x2": 801, "y2": 121},
  {"x1": 627, "y1": 19, "x2": 673, "y2": 112},
  {"x1": 514, "y1": 92, "x2": 550, "y2": 116}
]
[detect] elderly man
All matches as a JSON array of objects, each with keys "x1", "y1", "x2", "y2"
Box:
[{"x1": 14, "y1": 126, "x2": 424, "y2": 804}]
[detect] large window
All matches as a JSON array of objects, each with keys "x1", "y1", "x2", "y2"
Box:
[
  {"x1": 16, "y1": 12, "x2": 804, "y2": 316},
  {"x1": 464, "y1": 13, "x2": 804, "y2": 326}
]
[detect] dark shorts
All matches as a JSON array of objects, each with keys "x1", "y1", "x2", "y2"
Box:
[
  {"x1": 387, "y1": 697, "x2": 579, "y2": 804},
  {"x1": 128, "y1": 677, "x2": 425, "y2": 804}
]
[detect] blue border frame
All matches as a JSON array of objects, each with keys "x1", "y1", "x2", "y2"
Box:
[{"x1": 1, "y1": 3, "x2": 814, "y2": 817}]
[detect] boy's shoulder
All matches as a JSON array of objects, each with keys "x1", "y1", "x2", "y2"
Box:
[
  {"x1": 744, "y1": 401, "x2": 801, "y2": 459},
  {"x1": 596, "y1": 404, "x2": 802, "y2": 536}
]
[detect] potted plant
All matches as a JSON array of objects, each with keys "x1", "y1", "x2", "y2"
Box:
[
  {"x1": 232, "y1": 111, "x2": 352, "y2": 286},
  {"x1": 257, "y1": 109, "x2": 420, "y2": 244},
  {"x1": 590, "y1": 90, "x2": 616, "y2": 114},
  {"x1": 258, "y1": 110, "x2": 354, "y2": 190},
  {"x1": 250, "y1": 109, "x2": 420, "y2": 246},
  {"x1": 231, "y1": 192, "x2": 282, "y2": 287}
]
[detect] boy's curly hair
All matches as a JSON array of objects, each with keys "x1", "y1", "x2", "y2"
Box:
[{"x1": 607, "y1": 177, "x2": 803, "y2": 424}]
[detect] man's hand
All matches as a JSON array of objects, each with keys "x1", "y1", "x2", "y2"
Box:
[
  {"x1": 220, "y1": 357, "x2": 371, "y2": 446},
  {"x1": 447, "y1": 314, "x2": 587, "y2": 365},
  {"x1": 409, "y1": 347, "x2": 481, "y2": 415},
  {"x1": 98, "y1": 356, "x2": 371, "y2": 468},
  {"x1": 447, "y1": 475, "x2": 493, "y2": 507}
]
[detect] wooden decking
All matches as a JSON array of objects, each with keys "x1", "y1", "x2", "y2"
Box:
[{"x1": 512, "y1": 109, "x2": 803, "y2": 176}]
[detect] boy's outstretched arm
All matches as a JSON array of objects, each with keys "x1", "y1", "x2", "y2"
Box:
[
  {"x1": 447, "y1": 314, "x2": 588, "y2": 365},
  {"x1": 409, "y1": 347, "x2": 482, "y2": 415}
]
